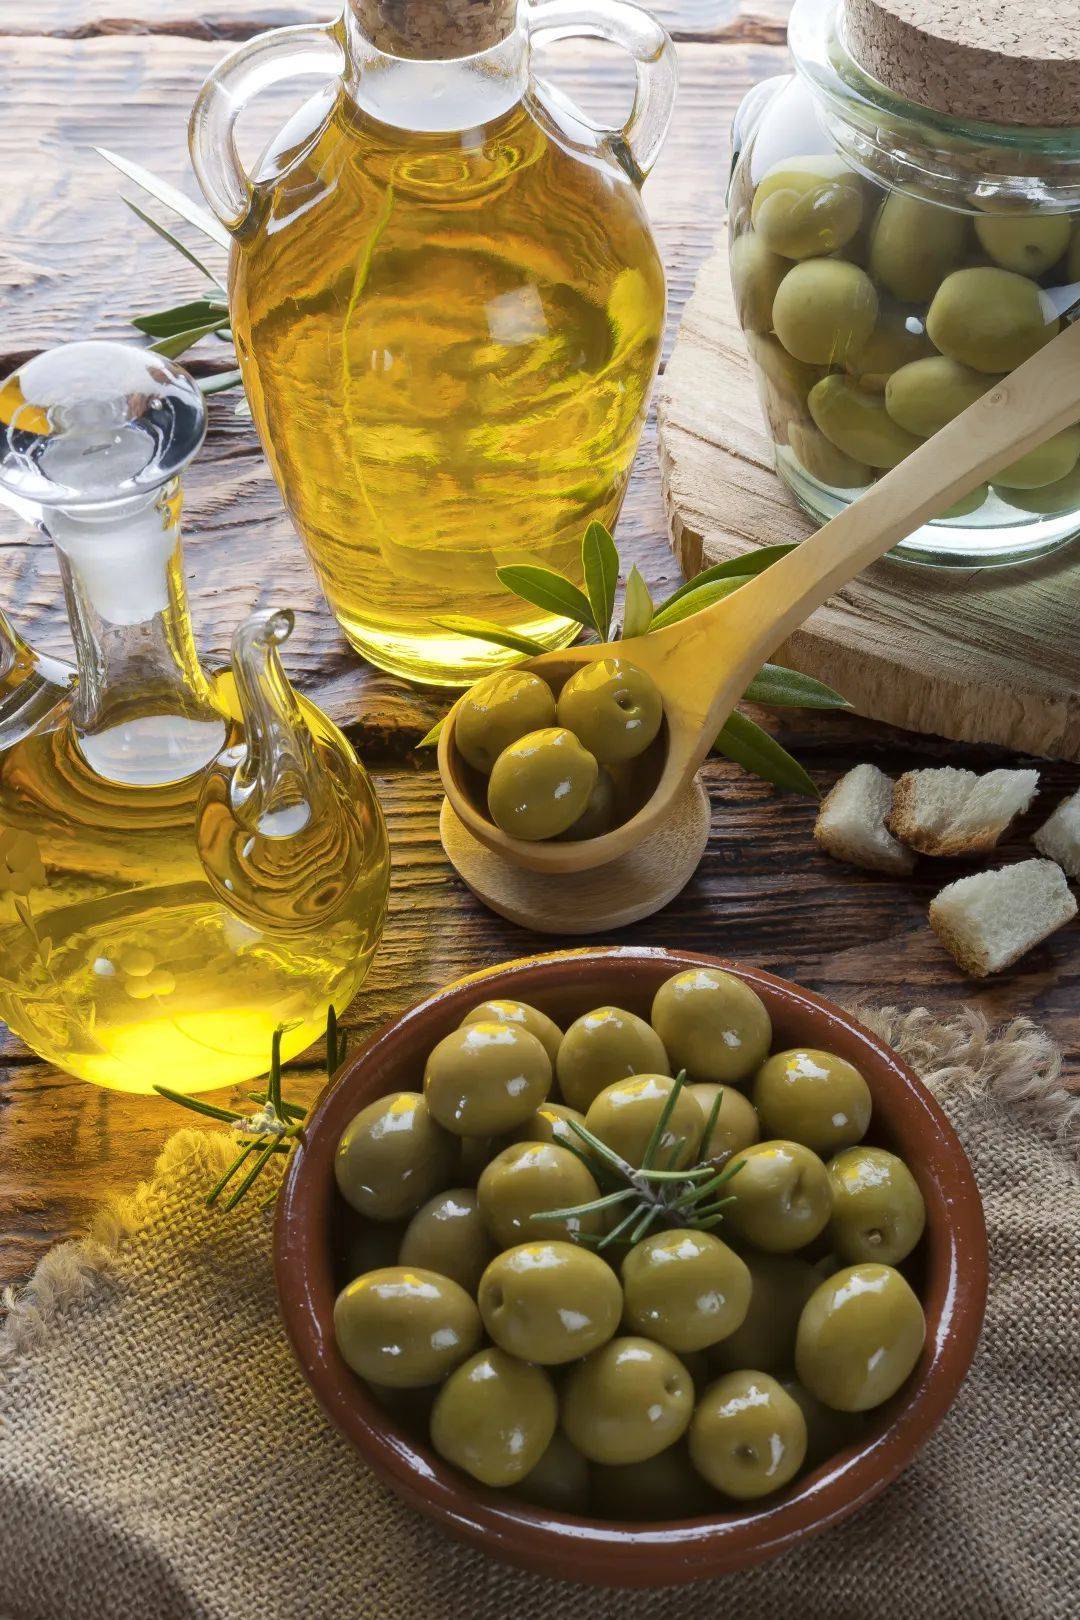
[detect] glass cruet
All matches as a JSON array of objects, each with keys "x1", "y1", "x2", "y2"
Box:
[
  {"x1": 189, "y1": 0, "x2": 678, "y2": 687},
  {"x1": 0, "y1": 339, "x2": 390, "y2": 1095}
]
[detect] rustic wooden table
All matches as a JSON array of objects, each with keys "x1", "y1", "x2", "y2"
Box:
[{"x1": 1, "y1": 0, "x2": 1076, "y2": 1289}]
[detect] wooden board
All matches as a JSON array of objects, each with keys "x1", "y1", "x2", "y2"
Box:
[{"x1": 658, "y1": 238, "x2": 1080, "y2": 763}]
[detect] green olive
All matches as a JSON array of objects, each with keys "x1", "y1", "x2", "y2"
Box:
[
  {"x1": 997, "y1": 460, "x2": 1080, "y2": 513},
  {"x1": 460, "y1": 997, "x2": 563, "y2": 1065},
  {"x1": 787, "y1": 421, "x2": 872, "y2": 489},
  {"x1": 511, "y1": 1099, "x2": 588, "y2": 1155},
  {"x1": 651, "y1": 967, "x2": 772, "y2": 1085},
  {"x1": 973, "y1": 212, "x2": 1071, "y2": 277},
  {"x1": 486, "y1": 726, "x2": 599, "y2": 841},
  {"x1": 934, "y1": 483, "x2": 989, "y2": 519},
  {"x1": 454, "y1": 669, "x2": 556, "y2": 774},
  {"x1": 992, "y1": 426, "x2": 1080, "y2": 490},
  {"x1": 508, "y1": 1431, "x2": 591, "y2": 1514},
  {"x1": 884, "y1": 356, "x2": 996, "y2": 437},
  {"x1": 556, "y1": 658, "x2": 664, "y2": 765},
  {"x1": 399, "y1": 1188, "x2": 497, "y2": 1293},
  {"x1": 424, "y1": 1021, "x2": 551, "y2": 1137},
  {"x1": 333, "y1": 1266, "x2": 482, "y2": 1387},
  {"x1": 335, "y1": 1092, "x2": 457, "y2": 1221},
  {"x1": 621, "y1": 1229, "x2": 752, "y2": 1352},
  {"x1": 688, "y1": 1371, "x2": 807, "y2": 1499},
  {"x1": 926, "y1": 267, "x2": 1060, "y2": 373},
  {"x1": 868, "y1": 192, "x2": 967, "y2": 302},
  {"x1": 689, "y1": 1082, "x2": 761, "y2": 1163},
  {"x1": 585, "y1": 1074, "x2": 704, "y2": 1170},
  {"x1": 746, "y1": 331, "x2": 824, "y2": 411},
  {"x1": 592, "y1": 1442, "x2": 715, "y2": 1519},
  {"x1": 730, "y1": 229, "x2": 789, "y2": 332},
  {"x1": 709, "y1": 1253, "x2": 819, "y2": 1374},
  {"x1": 751, "y1": 155, "x2": 865, "y2": 260},
  {"x1": 795, "y1": 1262, "x2": 926, "y2": 1411},
  {"x1": 844, "y1": 301, "x2": 934, "y2": 393},
  {"x1": 477, "y1": 1140, "x2": 604, "y2": 1247},
  {"x1": 809, "y1": 374, "x2": 922, "y2": 469},
  {"x1": 725, "y1": 1139, "x2": 832, "y2": 1252},
  {"x1": 752, "y1": 1047, "x2": 872, "y2": 1155},
  {"x1": 779, "y1": 1378, "x2": 865, "y2": 1468},
  {"x1": 431, "y1": 1347, "x2": 557, "y2": 1486},
  {"x1": 772, "y1": 259, "x2": 878, "y2": 366},
  {"x1": 555, "y1": 765, "x2": 616, "y2": 841},
  {"x1": 478, "y1": 1240, "x2": 623, "y2": 1363},
  {"x1": 556, "y1": 1004, "x2": 670, "y2": 1112},
  {"x1": 827, "y1": 1145, "x2": 926, "y2": 1266},
  {"x1": 561, "y1": 1336, "x2": 695, "y2": 1464}
]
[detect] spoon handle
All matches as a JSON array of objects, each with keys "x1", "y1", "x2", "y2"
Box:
[{"x1": 689, "y1": 315, "x2": 1080, "y2": 704}]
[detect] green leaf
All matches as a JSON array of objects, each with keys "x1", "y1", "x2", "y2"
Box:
[
  {"x1": 712, "y1": 710, "x2": 819, "y2": 797},
  {"x1": 132, "y1": 298, "x2": 229, "y2": 339},
  {"x1": 742, "y1": 663, "x2": 850, "y2": 710},
  {"x1": 621, "y1": 564, "x2": 654, "y2": 639},
  {"x1": 431, "y1": 615, "x2": 547, "y2": 655},
  {"x1": 656, "y1": 545, "x2": 796, "y2": 614},
  {"x1": 416, "y1": 716, "x2": 446, "y2": 749},
  {"x1": 496, "y1": 565, "x2": 597, "y2": 631},
  {"x1": 648, "y1": 576, "x2": 750, "y2": 632},
  {"x1": 122, "y1": 196, "x2": 226, "y2": 289},
  {"x1": 197, "y1": 367, "x2": 244, "y2": 396},
  {"x1": 96, "y1": 146, "x2": 233, "y2": 250},
  {"x1": 581, "y1": 521, "x2": 619, "y2": 639},
  {"x1": 150, "y1": 321, "x2": 231, "y2": 359}
]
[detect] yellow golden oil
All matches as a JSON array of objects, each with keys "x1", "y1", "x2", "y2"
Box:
[
  {"x1": 0, "y1": 677, "x2": 389, "y2": 1095},
  {"x1": 230, "y1": 92, "x2": 666, "y2": 686}
]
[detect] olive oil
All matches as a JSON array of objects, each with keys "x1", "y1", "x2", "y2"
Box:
[
  {"x1": 230, "y1": 92, "x2": 666, "y2": 686},
  {"x1": 0, "y1": 680, "x2": 388, "y2": 1095}
]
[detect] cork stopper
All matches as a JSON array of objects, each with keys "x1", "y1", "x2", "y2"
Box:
[
  {"x1": 844, "y1": 0, "x2": 1080, "y2": 127},
  {"x1": 351, "y1": 0, "x2": 519, "y2": 60}
]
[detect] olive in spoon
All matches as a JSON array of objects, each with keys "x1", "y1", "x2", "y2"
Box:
[{"x1": 439, "y1": 316, "x2": 1080, "y2": 929}]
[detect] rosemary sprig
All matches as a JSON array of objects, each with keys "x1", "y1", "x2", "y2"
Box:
[
  {"x1": 418, "y1": 523, "x2": 848, "y2": 797},
  {"x1": 531, "y1": 1071, "x2": 745, "y2": 1250},
  {"x1": 154, "y1": 1006, "x2": 349, "y2": 1210}
]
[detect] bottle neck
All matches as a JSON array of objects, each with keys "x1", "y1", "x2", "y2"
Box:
[
  {"x1": 344, "y1": 0, "x2": 527, "y2": 131},
  {"x1": 46, "y1": 480, "x2": 227, "y2": 787}
]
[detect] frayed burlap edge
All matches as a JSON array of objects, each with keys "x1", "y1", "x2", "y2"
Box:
[{"x1": 1, "y1": 1003, "x2": 1074, "y2": 1377}]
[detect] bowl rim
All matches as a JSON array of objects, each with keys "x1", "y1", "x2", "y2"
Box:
[{"x1": 274, "y1": 946, "x2": 988, "y2": 1587}]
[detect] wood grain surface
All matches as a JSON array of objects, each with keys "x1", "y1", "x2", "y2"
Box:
[
  {"x1": 658, "y1": 240, "x2": 1080, "y2": 762},
  {"x1": 0, "y1": 0, "x2": 1076, "y2": 1291}
]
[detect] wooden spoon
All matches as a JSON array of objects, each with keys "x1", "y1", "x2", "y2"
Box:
[{"x1": 439, "y1": 317, "x2": 1080, "y2": 920}]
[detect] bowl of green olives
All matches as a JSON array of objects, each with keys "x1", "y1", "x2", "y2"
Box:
[
  {"x1": 728, "y1": 0, "x2": 1080, "y2": 567},
  {"x1": 275, "y1": 948, "x2": 987, "y2": 1586}
]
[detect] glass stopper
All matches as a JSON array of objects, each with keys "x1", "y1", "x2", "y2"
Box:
[{"x1": 0, "y1": 340, "x2": 207, "y2": 508}]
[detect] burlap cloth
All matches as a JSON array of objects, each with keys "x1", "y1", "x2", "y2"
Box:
[{"x1": 2, "y1": 1004, "x2": 1078, "y2": 1620}]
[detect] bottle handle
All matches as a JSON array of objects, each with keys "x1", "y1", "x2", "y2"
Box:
[
  {"x1": 526, "y1": 0, "x2": 677, "y2": 184},
  {"x1": 188, "y1": 22, "x2": 344, "y2": 231}
]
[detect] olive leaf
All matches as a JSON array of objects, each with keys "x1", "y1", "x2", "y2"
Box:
[
  {"x1": 150, "y1": 321, "x2": 233, "y2": 360},
  {"x1": 132, "y1": 298, "x2": 229, "y2": 339},
  {"x1": 431, "y1": 615, "x2": 546, "y2": 655},
  {"x1": 416, "y1": 716, "x2": 446, "y2": 749},
  {"x1": 581, "y1": 521, "x2": 619, "y2": 639},
  {"x1": 122, "y1": 196, "x2": 226, "y2": 290},
  {"x1": 648, "y1": 576, "x2": 751, "y2": 632},
  {"x1": 713, "y1": 710, "x2": 818, "y2": 797},
  {"x1": 620, "y1": 564, "x2": 654, "y2": 639},
  {"x1": 656, "y1": 544, "x2": 796, "y2": 615},
  {"x1": 496, "y1": 564, "x2": 597, "y2": 632},
  {"x1": 96, "y1": 145, "x2": 232, "y2": 250},
  {"x1": 743, "y1": 663, "x2": 850, "y2": 710},
  {"x1": 198, "y1": 367, "x2": 244, "y2": 396}
]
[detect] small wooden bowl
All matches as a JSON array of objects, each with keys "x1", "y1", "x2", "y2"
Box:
[{"x1": 274, "y1": 948, "x2": 987, "y2": 1588}]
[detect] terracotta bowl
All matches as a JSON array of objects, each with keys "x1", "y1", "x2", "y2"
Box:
[{"x1": 274, "y1": 947, "x2": 987, "y2": 1587}]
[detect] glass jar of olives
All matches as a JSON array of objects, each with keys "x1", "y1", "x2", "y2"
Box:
[{"x1": 728, "y1": 0, "x2": 1080, "y2": 566}]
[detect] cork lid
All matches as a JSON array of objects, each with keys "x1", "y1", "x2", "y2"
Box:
[
  {"x1": 351, "y1": 0, "x2": 518, "y2": 60},
  {"x1": 844, "y1": 0, "x2": 1080, "y2": 127}
]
